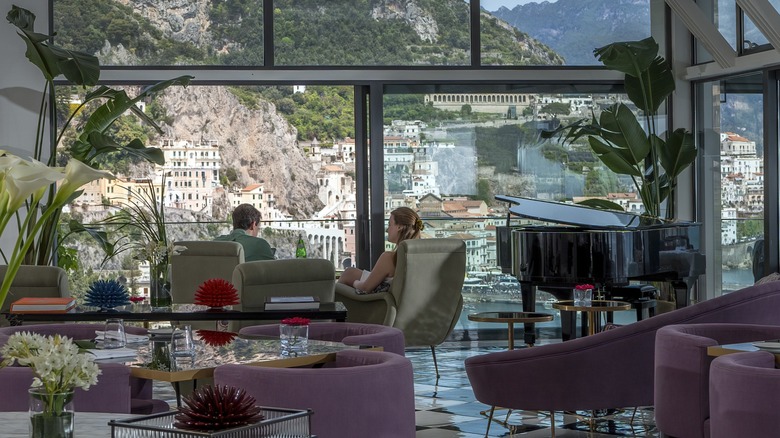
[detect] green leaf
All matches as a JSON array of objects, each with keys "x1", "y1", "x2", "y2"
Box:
[
  {"x1": 660, "y1": 129, "x2": 697, "y2": 179},
  {"x1": 594, "y1": 37, "x2": 658, "y2": 78},
  {"x1": 73, "y1": 133, "x2": 165, "y2": 165},
  {"x1": 67, "y1": 220, "x2": 115, "y2": 258},
  {"x1": 588, "y1": 136, "x2": 642, "y2": 176},
  {"x1": 625, "y1": 56, "x2": 675, "y2": 114},
  {"x1": 575, "y1": 198, "x2": 626, "y2": 212},
  {"x1": 6, "y1": 5, "x2": 99, "y2": 85}
]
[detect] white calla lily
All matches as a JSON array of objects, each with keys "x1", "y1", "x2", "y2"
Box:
[
  {"x1": 5, "y1": 158, "x2": 65, "y2": 211},
  {"x1": 52, "y1": 158, "x2": 115, "y2": 206}
]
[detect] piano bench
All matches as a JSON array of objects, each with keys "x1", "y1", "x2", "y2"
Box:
[{"x1": 605, "y1": 285, "x2": 658, "y2": 322}]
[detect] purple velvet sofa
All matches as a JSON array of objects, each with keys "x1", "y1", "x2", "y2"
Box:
[
  {"x1": 214, "y1": 349, "x2": 415, "y2": 438},
  {"x1": 465, "y1": 280, "x2": 780, "y2": 412},
  {"x1": 709, "y1": 351, "x2": 780, "y2": 438},
  {"x1": 654, "y1": 323, "x2": 780, "y2": 438},
  {"x1": 0, "y1": 324, "x2": 168, "y2": 414}
]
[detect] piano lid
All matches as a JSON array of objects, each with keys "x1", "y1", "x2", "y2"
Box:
[{"x1": 496, "y1": 195, "x2": 666, "y2": 230}]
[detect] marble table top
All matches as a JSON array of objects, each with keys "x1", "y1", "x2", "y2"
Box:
[{"x1": 0, "y1": 412, "x2": 135, "y2": 437}]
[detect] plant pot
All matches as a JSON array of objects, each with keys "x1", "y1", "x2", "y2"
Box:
[{"x1": 149, "y1": 263, "x2": 172, "y2": 309}]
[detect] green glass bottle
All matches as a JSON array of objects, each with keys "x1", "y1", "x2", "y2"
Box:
[{"x1": 296, "y1": 234, "x2": 307, "y2": 258}]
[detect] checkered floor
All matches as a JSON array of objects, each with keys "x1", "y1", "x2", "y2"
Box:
[
  {"x1": 407, "y1": 343, "x2": 658, "y2": 437},
  {"x1": 153, "y1": 339, "x2": 659, "y2": 437}
]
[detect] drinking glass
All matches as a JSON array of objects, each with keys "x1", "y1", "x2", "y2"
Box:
[
  {"x1": 103, "y1": 318, "x2": 126, "y2": 349},
  {"x1": 170, "y1": 325, "x2": 195, "y2": 358},
  {"x1": 280, "y1": 323, "x2": 309, "y2": 355},
  {"x1": 574, "y1": 288, "x2": 593, "y2": 307}
]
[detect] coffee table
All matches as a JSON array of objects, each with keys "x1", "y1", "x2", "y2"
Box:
[
  {"x1": 553, "y1": 300, "x2": 631, "y2": 336},
  {"x1": 95, "y1": 330, "x2": 373, "y2": 406},
  {"x1": 3, "y1": 302, "x2": 347, "y2": 326},
  {"x1": 468, "y1": 311, "x2": 554, "y2": 349}
]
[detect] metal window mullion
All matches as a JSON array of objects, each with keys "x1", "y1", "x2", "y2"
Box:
[
  {"x1": 368, "y1": 83, "x2": 385, "y2": 266},
  {"x1": 354, "y1": 85, "x2": 370, "y2": 270},
  {"x1": 763, "y1": 69, "x2": 779, "y2": 275}
]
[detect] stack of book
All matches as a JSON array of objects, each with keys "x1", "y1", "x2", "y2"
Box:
[
  {"x1": 9, "y1": 297, "x2": 77, "y2": 313},
  {"x1": 264, "y1": 296, "x2": 320, "y2": 310}
]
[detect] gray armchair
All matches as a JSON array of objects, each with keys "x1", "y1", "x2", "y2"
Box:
[
  {"x1": 170, "y1": 241, "x2": 244, "y2": 329},
  {"x1": 335, "y1": 238, "x2": 466, "y2": 375},
  {"x1": 0, "y1": 265, "x2": 69, "y2": 327},
  {"x1": 171, "y1": 240, "x2": 245, "y2": 303},
  {"x1": 231, "y1": 258, "x2": 336, "y2": 330}
]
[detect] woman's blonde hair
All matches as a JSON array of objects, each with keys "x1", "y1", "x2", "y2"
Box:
[{"x1": 391, "y1": 207, "x2": 422, "y2": 264}]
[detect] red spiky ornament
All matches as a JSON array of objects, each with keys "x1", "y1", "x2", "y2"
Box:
[
  {"x1": 174, "y1": 385, "x2": 263, "y2": 431},
  {"x1": 194, "y1": 278, "x2": 239, "y2": 308},
  {"x1": 196, "y1": 329, "x2": 238, "y2": 347}
]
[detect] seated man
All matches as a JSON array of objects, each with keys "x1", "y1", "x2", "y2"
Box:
[{"x1": 215, "y1": 204, "x2": 275, "y2": 262}]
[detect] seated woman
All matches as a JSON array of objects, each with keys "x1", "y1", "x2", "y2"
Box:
[{"x1": 338, "y1": 207, "x2": 423, "y2": 294}]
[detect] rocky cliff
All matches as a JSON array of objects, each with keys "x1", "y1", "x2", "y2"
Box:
[{"x1": 156, "y1": 86, "x2": 323, "y2": 220}]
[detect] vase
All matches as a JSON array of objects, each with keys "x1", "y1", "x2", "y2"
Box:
[
  {"x1": 574, "y1": 288, "x2": 593, "y2": 307},
  {"x1": 28, "y1": 387, "x2": 75, "y2": 438},
  {"x1": 279, "y1": 324, "x2": 309, "y2": 355},
  {"x1": 149, "y1": 262, "x2": 172, "y2": 309}
]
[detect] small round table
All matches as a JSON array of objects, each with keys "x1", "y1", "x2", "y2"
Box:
[
  {"x1": 468, "y1": 311, "x2": 554, "y2": 349},
  {"x1": 552, "y1": 300, "x2": 631, "y2": 336}
]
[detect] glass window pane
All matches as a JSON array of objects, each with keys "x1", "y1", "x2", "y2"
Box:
[
  {"x1": 695, "y1": 0, "x2": 736, "y2": 63},
  {"x1": 485, "y1": 1, "x2": 650, "y2": 66},
  {"x1": 53, "y1": 0, "x2": 263, "y2": 66},
  {"x1": 274, "y1": 0, "x2": 470, "y2": 66},
  {"x1": 55, "y1": 84, "x2": 356, "y2": 296},
  {"x1": 742, "y1": 0, "x2": 780, "y2": 49},
  {"x1": 382, "y1": 86, "x2": 649, "y2": 338},
  {"x1": 696, "y1": 73, "x2": 764, "y2": 296}
]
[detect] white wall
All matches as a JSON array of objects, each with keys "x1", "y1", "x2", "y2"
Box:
[{"x1": 0, "y1": 0, "x2": 48, "y2": 252}]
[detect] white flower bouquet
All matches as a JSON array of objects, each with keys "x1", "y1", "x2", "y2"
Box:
[{"x1": 0, "y1": 331, "x2": 101, "y2": 396}]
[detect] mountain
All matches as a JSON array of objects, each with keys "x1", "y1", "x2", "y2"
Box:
[
  {"x1": 55, "y1": 0, "x2": 564, "y2": 66},
  {"x1": 491, "y1": 0, "x2": 650, "y2": 65}
]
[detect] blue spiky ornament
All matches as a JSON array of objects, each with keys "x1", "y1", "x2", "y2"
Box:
[{"x1": 85, "y1": 279, "x2": 131, "y2": 310}]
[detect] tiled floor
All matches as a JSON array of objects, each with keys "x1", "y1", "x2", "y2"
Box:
[
  {"x1": 407, "y1": 343, "x2": 658, "y2": 437},
  {"x1": 154, "y1": 338, "x2": 659, "y2": 437}
]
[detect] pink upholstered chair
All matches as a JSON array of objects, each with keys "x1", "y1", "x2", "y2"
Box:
[
  {"x1": 465, "y1": 280, "x2": 780, "y2": 430},
  {"x1": 0, "y1": 363, "x2": 132, "y2": 413},
  {"x1": 654, "y1": 323, "x2": 780, "y2": 438},
  {"x1": 214, "y1": 349, "x2": 415, "y2": 438},
  {"x1": 709, "y1": 351, "x2": 780, "y2": 438},
  {"x1": 0, "y1": 324, "x2": 168, "y2": 414},
  {"x1": 238, "y1": 322, "x2": 406, "y2": 356}
]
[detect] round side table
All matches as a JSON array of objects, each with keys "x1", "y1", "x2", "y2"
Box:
[
  {"x1": 552, "y1": 300, "x2": 631, "y2": 336},
  {"x1": 468, "y1": 311, "x2": 554, "y2": 349}
]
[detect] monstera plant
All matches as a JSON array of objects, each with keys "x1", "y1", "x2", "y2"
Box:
[
  {"x1": 5, "y1": 5, "x2": 193, "y2": 266},
  {"x1": 543, "y1": 37, "x2": 696, "y2": 221}
]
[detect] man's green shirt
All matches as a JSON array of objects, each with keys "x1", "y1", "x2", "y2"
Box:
[{"x1": 215, "y1": 229, "x2": 275, "y2": 262}]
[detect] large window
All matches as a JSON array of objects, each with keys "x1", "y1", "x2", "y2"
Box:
[{"x1": 696, "y1": 73, "x2": 765, "y2": 296}]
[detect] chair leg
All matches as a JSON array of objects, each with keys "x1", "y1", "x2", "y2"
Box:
[
  {"x1": 550, "y1": 411, "x2": 555, "y2": 437},
  {"x1": 484, "y1": 405, "x2": 495, "y2": 438},
  {"x1": 430, "y1": 346, "x2": 440, "y2": 378}
]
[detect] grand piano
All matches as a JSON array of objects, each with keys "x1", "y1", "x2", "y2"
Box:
[{"x1": 495, "y1": 195, "x2": 706, "y2": 341}]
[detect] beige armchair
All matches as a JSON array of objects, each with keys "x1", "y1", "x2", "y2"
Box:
[
  {"x1": 170, "y1": 241, "x2": 244, "y2": 329},
  {"x1": 0, "y1": 265, "x2": 70, "y2": 327},
  {"x1": 334, "y1": 238, "x2": 466, "y2": 376},
  {"x1": 231, "y1": 259, "x2": 336, "y2": 330}
]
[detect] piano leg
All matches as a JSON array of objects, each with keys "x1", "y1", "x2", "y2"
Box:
[
  {"x1": 520, "y1": 283, "x2": 539, "y2": 345},
  {"x1": 671, "y1": 280, "x2": 693, "y2": 308}
]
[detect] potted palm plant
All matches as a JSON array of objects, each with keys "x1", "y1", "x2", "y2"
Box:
[
  {"x1": 4, "y1": 5, "x2": 193, "y2": 268},
  {"x1": 543, "y1": 37, "x2": 696, "y2": 221}
]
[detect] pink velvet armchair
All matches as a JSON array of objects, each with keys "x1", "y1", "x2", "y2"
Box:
[
  {"x1": 709, "y1": 351, "x2": 780, "y2": 438},
  {"x1": 465, "y1": 280, "x2": 780, "y2": 416},
  {"x1": 214, "y1": 349, "x2": 415, "y2": 438}
]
